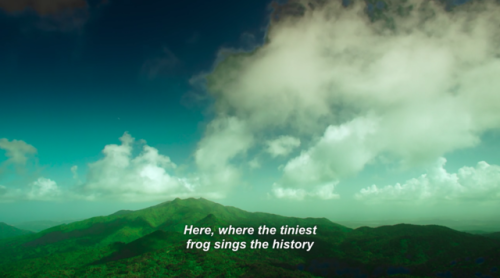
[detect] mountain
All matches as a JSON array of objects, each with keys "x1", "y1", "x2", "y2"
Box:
[
  {"x1": 484, "y1": 231, "x2": 500, "y2": 240},
  {"x1": 109, "y1": 209, "x2": 134, "y2": 216},
  {"x1": 0, "y1": 222, "x2": 34, "y2": 239},
  {"x1": 0, "y1": 198, "x2": 499, "y2": 278},
  {"x1": 337, "y1": 218, "x2": 500, "y2": 233}
]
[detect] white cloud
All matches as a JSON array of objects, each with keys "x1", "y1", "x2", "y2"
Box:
[
  {"x1": 273, "y1": 117, "x2": 377, "y2": 198},
  {"x1": 0, "y1": 177, "x2": 62, "y2": 202},
  {"x1": 194, "y1": 117, "x2": 253, "y2": 194},
  {"x1": 1, "y1": 132, "x2": 235, "y2": 202},
  {"x1": 27, "y1": 178, "x2": 61, "y2": 200},
  {"x1": 0, "y1": 138, "x2": 37, "y2": 165},
  {"x1": 79, "y1": 132, "x2": 199, "y2": 201},
  {"x1": 272, "y1": 183, "x2": 339, "y2": 201},
  {"x1": 266, "y1": 136, "x2": 301, "y2": 157},
  {"x1": 355, "y1": 157, "x2": 500, "y2": 203},
  {"x1": 203, "y1": 0, "x2": 500, "y2": 198}
]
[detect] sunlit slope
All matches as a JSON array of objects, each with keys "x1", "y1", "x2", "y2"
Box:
[
  {"x1": 27, "y1": 197, "x2": 349, "y2": 247},
  {"x1": 0, "y1": 198, "x2": 350, "y2": 268},
  {"x1": 0, "y1": 198, "x2": 350, "y2": 277}
]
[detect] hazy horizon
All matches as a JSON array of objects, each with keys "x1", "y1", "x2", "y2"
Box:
[{"x1": 3, "y1": 197, "x2": 500, "y2": 234}]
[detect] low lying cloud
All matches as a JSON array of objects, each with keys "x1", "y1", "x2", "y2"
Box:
[
  {"x1": 356, "y1": 158, "x2": 500, "y2": 203},
  {"x1": 201, "y1": 0, "x2": 500, "y2": 198},
  {"x1": 0, "y1": 178, "x2": 61, "y2": 202},
  {"x1": 0, "y1": 132, "x2": 235, "y2": 202}
]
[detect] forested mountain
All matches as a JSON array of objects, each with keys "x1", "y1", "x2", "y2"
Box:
[{"x1": 0, "y1": 198, "x2": 498, "y2": 277}]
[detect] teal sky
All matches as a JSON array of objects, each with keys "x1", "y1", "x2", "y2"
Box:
[{"x1": 1, "y1": 0, "x2": 500, "y2": 228}]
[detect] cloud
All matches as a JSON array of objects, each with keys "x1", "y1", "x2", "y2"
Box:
[
  {"x1": 271, "y1": 183, "x2": 339, "y2": 201},
  {"x1": 202, "y1": 0, "x2": 500, "y2": 198},
  {"x1": 27, "y1": 178, "x2": 61, "y2": 200},
  {"x1": 194, "y1": 117, "x2": 253, "y2": 194},
  {"x1": 0, "y1": 178, "x2": 61, "y2": 202},
  {"x1": 1, "y1": 132, "x2": 232, "y2": 202},
  {"x1": 0, "y1": 0, "x2": 87, "y2": 16},
  {"x1": 78, "y1": 132, "x2": 200, "y2": 202},
  {"x1": 355, "y1": 157, "x2": 500, "y2": 203},
  {"x1": 0, "y1": 138, "x2": 37, "y2": 166},
  {"x1": 266, "y1": 136, "x2": 301, "y2": 157},
  {"x1": 278, "y1": 117, "x2": 377, "y2": 193}
]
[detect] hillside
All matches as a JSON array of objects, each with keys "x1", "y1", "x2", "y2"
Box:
[
  {"x1": 484, "y1": 232, "x2": 500, "y2": 240},
  {"x1": 0, "y1": 198, "x2": 499, "y2": 277},
  {"x1": 0, "y1": 222, "x2": 33, "y2": 239}
]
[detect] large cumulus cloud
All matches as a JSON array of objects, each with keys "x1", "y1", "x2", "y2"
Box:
[
  {"x1": 78, "y1": 132, "x2": 203, "y2": 201},
  {"x1": 201, "y1": 0, "x2": 500, "y2": 199}
]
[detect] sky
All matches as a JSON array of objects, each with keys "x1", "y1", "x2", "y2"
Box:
[{"x1": 1, "y1": 0, "x2": 500, "y2": 228}]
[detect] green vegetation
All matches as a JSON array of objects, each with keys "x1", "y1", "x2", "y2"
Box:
[
  {"x1": 0, "y1": 198, "x2": 499, "y2": 277},
  {"x1": 0, "y1": 222, "x2": 33, "y2": 239}
]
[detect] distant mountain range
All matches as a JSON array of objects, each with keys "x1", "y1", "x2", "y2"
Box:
[
  {"x1": 0, "y1": 222, "x2": 33, "y2": 239},
  {"x1": 11, "y1": 220, "x2": 78, "y2": 233},
  {"x1": 337, "y1": 218, "x2": 500, "y2": 234},
  {"x1": 0, "y1": 198, "x2": 499, "y2": 277}
]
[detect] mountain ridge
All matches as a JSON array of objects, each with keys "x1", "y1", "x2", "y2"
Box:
[
  {"x1": 1, "y1": 198, "x2": 499, "y2": 278},
  {"x1": 0, "y1": 222, "x2": 34, "y2": 239}
]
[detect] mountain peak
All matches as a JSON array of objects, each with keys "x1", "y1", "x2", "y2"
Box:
[{"x1": 110, "y1": 210, "x2": 134, "y2": 216}]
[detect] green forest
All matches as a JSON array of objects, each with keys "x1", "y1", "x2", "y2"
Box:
[{"x1": 0, "y1": 198, "x2": 498, "y2": 277}]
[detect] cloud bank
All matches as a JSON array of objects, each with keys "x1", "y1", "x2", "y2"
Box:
[
  {"x1": 0, "y1": 177, "x2": 61, "y2": 202},
  {"x1": 201, "y1": 0, "x2": 500, "y2": 199},
  {"x1": 0, "y1": 133, "x2": 227, "y2": 202},
  {"x1": 356, "y1": 157, "x2": 500, "y2": 203}
]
